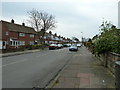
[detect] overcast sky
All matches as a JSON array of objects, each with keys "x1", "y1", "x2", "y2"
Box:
[{"x1": 1, "y1": 0, "x2": 119, "y2": 40}]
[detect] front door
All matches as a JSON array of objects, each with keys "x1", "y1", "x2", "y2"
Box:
[{"x1": 15, "y1": 41, "x2": 18, "y2": 48}]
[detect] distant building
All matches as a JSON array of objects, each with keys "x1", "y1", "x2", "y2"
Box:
[{"x1": 118, "y1": 1, "x2": 120, "y2": 29}]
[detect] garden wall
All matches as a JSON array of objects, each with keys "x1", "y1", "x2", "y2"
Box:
[{"x1": 96, "y1": 52, "x2": 120, "y2": 75}]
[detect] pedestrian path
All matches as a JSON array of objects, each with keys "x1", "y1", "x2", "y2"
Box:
[{"x1": 51, "y1": 46, "x2": 115, "y2": 88}]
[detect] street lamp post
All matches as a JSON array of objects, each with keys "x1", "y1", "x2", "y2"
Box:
[{"x1": 81, "y1": 32, "x2": 83, "y2": 45}]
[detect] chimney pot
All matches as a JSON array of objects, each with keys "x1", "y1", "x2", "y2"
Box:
[
  {"x1": 11, "y1": 19, "x2": 14, "y2": 23},
  {"x1": 49, "y1": 31, "x2": 52, "y2": 34},
  {"x1": 22, "y1": 23, "x2": 25, "y2": 26}
]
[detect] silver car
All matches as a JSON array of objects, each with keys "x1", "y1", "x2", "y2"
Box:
[{"x1": 69, "y1": 45, "x2": 78, "y2": 51}]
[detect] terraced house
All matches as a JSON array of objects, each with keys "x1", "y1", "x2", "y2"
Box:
[
  {"x1": 0, "y1": 19, "x2": 72, "y2": 50},
  {"x1": 0, "y1": 19, "x2": 40, "y2": 49}
]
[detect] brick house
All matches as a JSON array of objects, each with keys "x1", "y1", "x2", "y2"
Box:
[
  {"x1": 0, "y1": 19, "x2": 73, "y2": 50},
  {"x1": 0, "y1": 19, "x2": 40, "y2": 49}
]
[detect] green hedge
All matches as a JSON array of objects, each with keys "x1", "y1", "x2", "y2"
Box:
[{"x1": 25, "y1": 44, "x2": 42, "y2": 50}]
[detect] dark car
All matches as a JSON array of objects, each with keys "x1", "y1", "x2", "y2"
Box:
[
  {"x1": 49, "y1": 44, "x2": 58, "y2": 50},
  {"x1": 63, "y1": 44, "x2": 68, "y2": 47},
  {"x1": 69, "y1": 45, "x2": 78, "y2": 51}
]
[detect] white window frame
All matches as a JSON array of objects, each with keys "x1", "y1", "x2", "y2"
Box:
[
  {"x1": 10, "y1": 40, "x2": 19, "y2": 47},
  {"x1": 29, "y1": 41, "x2": 34, "y2": 45},
  {"x1": 44, "y1": 36, "x2": 46, "y2": 39},
  {"x1": 19, "y1": 33, "x2": 25, "y2": 37},
  {"x1": 54, "y1": 37, "x2": 58, "y2": 40},
  {"x1": 56, "y1": 37, "x2": 59, "y2": 40},
  {"x1": 6, "y1": 32, "x2": 9, "y2": 35},
  {"x1": 51, "y1": 35, "x2": 54, "y2": 39},
  {"x1": 19, "y1": 41, "x2": 25, "y2": 46},
  {"x1": 30, "y1": 34, "x2": 34, "y2": 38},
  {"x1": 0, "y1": 41, "x2": 2, "y2": 49}
]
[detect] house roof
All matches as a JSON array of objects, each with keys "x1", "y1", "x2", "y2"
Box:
[{"x1": 1, "y1": 20, "x2": 37, "y2": 34}]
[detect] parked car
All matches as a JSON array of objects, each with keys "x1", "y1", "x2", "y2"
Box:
[
  {"x1": 63, "y1": 44, "x2": 68, "y2": 47},
  {"x1": 57, "y1": 44, "x2": 63, "y2": 49},
  {"x1": 69, "y1": 45, "x2": 78, "y2": 51},
  {"x1": 67, "y1": 44, "x2": 71, "y2": 47},
  {"x1": 77, "y1": 43, "x2": 82, "y2": 47},
  {"x1": 63, "y1": 44, "x2": 71, "y2": 47},
  {"x1": 49, "y1": 44, "x2": 58, "y2": 50}
]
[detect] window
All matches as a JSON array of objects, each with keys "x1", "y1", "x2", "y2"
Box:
[
  {"x1": 29, "y1": 41, "x2": 34, "y2": 45},
  {"x1": 19, "y1": 41, "x2": 25, "y2": 45},
  {"x1": 60, "y1": 38, "x2": 63, "y2": 40},
  {"x1": 10, "y1": 41, "x2": 19, "y2": 46},
  {"x1": 6, "y1": 32, "x2": 9, "y2": 35},
  {"x1": 19, "y1": 33, "x2": 25, "y2": 37},
  {"x1": 56, "y1": 37, "x2": 59, "y2": 40},
  {"x1": 44, "y1": 36, "x2": 46, "y2": 39},
  {"x1": 54, "y1": 37, "x2": 58, "y2": 40},
  {"x1": 0, "y1": 41, "x2": 2, "y2": 49},
  {"x1": 30, "y1": 34, "x2": 34, "y2": 37},
  {"x1": 51, "y1": 36, "x2": 54, "y2": 39}
]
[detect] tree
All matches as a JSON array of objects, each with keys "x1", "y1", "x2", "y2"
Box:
[
  {"x1": 72, "y1": 37, "x2": 79, "y2": 43},
  {"x1": 27, "y1": 9, "x2": 56, "y2": 48},
  {"x1": 94, "y1": 21, "x2": 120, "y2": 54},
  {"x1": 88, "y1": 38, "x2": 92, "y2": 42},
  {"x1": 93, "y1": 21, "x2": 120, "y2": 67}
]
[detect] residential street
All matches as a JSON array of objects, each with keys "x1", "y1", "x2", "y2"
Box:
[
  {"x1": 1, "y1": 1, "x2": 120, "y2": 89},
  {"x1": 2, "y1": 46, "x2": 115, "y2": 88},
  {"x1": 2, "y1": 48, "x2": 76, "y2": 88}
]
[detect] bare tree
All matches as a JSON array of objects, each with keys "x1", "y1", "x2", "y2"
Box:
[
  {"x1": 27, "y1": 9, "x2": 56, "y2": 48},
  {"x1": 72, "y1": 37, "x2": 79, "y2": 42}
]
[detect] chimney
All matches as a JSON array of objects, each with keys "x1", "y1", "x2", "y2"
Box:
[
  {"x1": 22, "y1": 23, "x2": 25, "y2": 26},
  {"x1": 11, "y1": 19, "x2": 14, "y2": 23},
  {"x1": 49, "y1": 31, "x2": 52, "y2": 34},
  {"x1": 54, "y1": 33, "x2": 57, "y2": 36}
]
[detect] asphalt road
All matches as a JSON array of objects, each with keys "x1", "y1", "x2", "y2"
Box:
[{"x1": 2, "y1": 48, "x2": 78, "y2": 88}]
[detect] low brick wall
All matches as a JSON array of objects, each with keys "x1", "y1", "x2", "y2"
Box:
[
  {"x1": 2, "y1": 48, "x2": 25, "y2": 53},
  {"x1": 96, "y1": 52, "x2": 120, "y2": 75}
]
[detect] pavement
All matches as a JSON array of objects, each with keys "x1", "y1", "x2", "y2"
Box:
[
  {"x1": 47, "y1": 46, "x2": 115, "y2": 88},
  {"x1": 0, "y1": 48, "x2": 48, "y2": 58}
]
